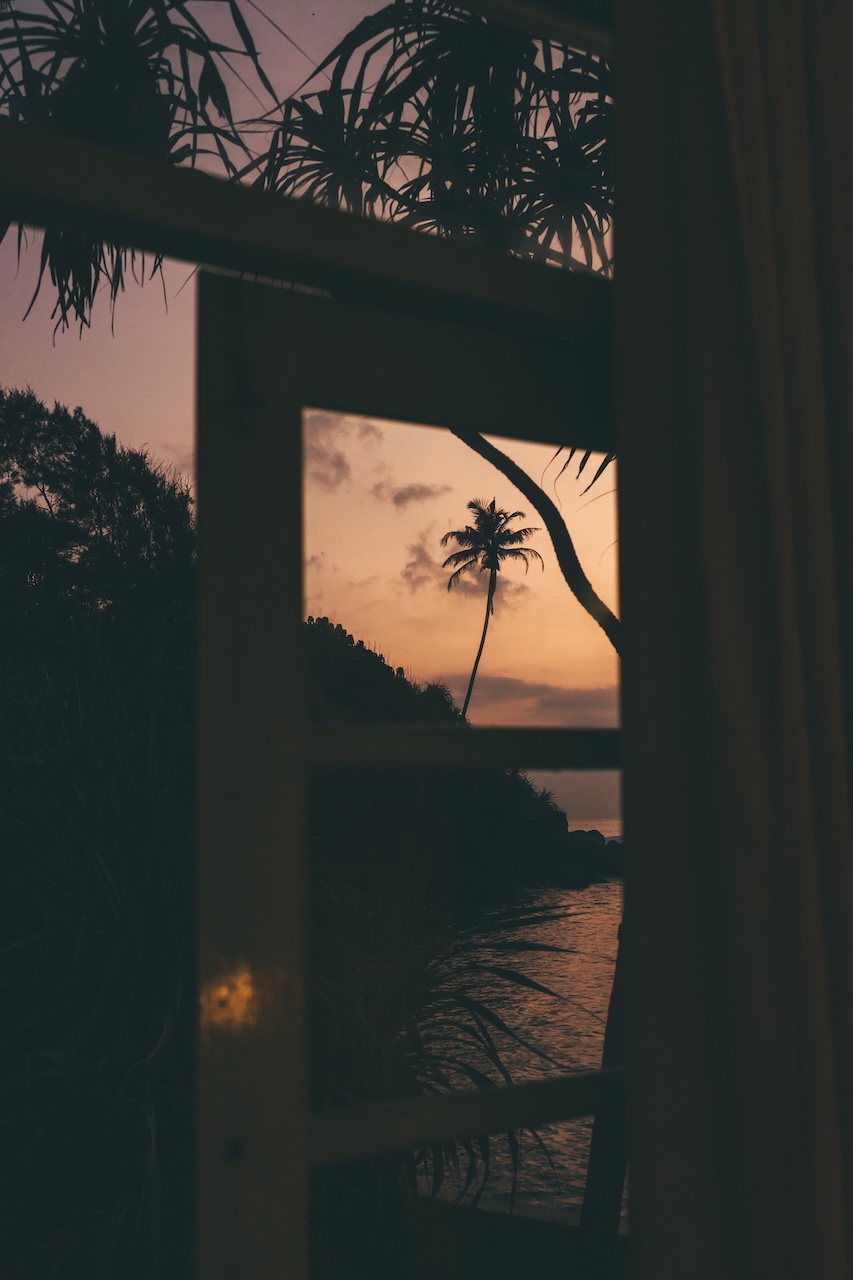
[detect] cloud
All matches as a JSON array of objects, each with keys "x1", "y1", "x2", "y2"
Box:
[
  {"x1": 371, "y1": 479, "x2": 452, "y2": 508},
  {"x1": 303, "y1": 411, "x2": 383, "y2": 490},
  {"x1": 436, "y1": 674, "x2": 620, "y2": 726},
  {"x1": 399, "y1": 528, "x2": 528, "y2": 606},
  {"x1": 401, "y1": 537, "x2": 439, "y2": 592}
]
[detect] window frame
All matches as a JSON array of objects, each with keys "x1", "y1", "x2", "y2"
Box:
[
  {"x1": 195, "y1": 271, "x2": 620, "y2": 1275},
  {"x1": 0, "y1": 4, "x2": 620, "y2": 1258}
]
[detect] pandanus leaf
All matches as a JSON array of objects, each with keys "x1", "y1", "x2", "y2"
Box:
[
  {"x1": 1, "y1": 0, "x2": 277, "y2": 328},
  {"x1": 476, "y1": 963, "x2": 563, "y2": 1000}
]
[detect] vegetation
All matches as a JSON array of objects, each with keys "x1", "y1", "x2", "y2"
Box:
[
  {"x1": 305, "y1": 614, "x2": 571, "y2": 919},
  {"x1": 449, "y1": 431, "x2": 622, "y2": 653},
  {"x1": 1, "y1": 609, "x2": 196, "y2": 1280},
  {"x1": 441, "y1": 498, "x2": 544, "y2": 718},
  {"x1": 0, "y1": 0, "x2": 275, "y2": 328},
  {"x1": 0, "y1": 387, "x2": 194, "y2": 631},
  {"x1": 0, "y1": 390, "x2": 194, "y2": 1276},
  {"x1": 245, "y1": 0, "x2": 612, "y2": 269}
]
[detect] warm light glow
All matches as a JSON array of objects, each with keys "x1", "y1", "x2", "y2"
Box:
[{"x1": 199, "y1": 963, "x2": 261, "y2": 1033}]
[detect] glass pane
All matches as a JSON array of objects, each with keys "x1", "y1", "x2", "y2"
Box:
[
  {"x1": 304, "y1": 410, "x2": 620, "y2": 732},
  {"x1": 308, "y1": 768, "x2": 623, "y2": 1095},
  {"x1": 308, "y1": 758, "x2": 626, "y2": 1234},
  {"x1": 305, "y1": 388, "x2": 625, "y2": 1234}
]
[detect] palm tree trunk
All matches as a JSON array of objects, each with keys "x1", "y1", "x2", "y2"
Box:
[
  {"x1": 461, "y1": 569, "x2": 496, "y2": 719},
  {"x1": 450, "y1": 427, "x2": 622, "y2": 654}
]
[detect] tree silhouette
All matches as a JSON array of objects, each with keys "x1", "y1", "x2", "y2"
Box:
[
  {"x1": 442, "y1": 497, "x2": 543, "y2": 719},
  {"x1": 0, "y1": 386, "x2": 194, "y2": 638},
  {"x1": 450, "y1": 428, "x2": 621, "y2": 653}
]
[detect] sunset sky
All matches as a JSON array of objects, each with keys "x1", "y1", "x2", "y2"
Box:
[
  {"x1": 0, "y1": 0, "x2": 621, "y2": 823},
  {"x1": 303, "y1": 413, "x2": 619, "y2": 718}
]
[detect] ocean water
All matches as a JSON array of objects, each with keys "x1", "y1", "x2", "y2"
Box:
[{"x1": 424, "y1": 879, "x2": 625, "y2": 1225}]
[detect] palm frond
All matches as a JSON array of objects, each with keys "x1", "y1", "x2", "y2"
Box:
[
  {"x1": 0, "y1": 0, "x2": 278, "y2": 329},
  {"x1": 441, "y1": 500, "x2": 543, "y2": 591},
  {"x1": 249, "y1": 0, "x2": 613, "y2": 271}
]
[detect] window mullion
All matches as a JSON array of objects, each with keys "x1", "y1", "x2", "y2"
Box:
[
  {"x1": 309, "y1": 1068, "x2": 625, "y2": 1168},
  {"x1": 308, "y1": 724, "x2": 622, "y2": 771}
]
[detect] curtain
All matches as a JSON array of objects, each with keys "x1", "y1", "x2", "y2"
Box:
[{"x1": 616, "y1": 3, "x2": 853, "y2": 1277}]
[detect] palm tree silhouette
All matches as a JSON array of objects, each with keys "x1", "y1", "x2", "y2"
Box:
[{"x1": 442, "y1": 498, "x2": 543, "y2": 720}]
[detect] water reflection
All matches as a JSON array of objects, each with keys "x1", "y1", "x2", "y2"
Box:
[
  {"x1": 428, "y1": 880, "x2": 622, "y2": 1222},
  {"x1": 310, "y1": 878, "x2": 624, "y2": 1279}
]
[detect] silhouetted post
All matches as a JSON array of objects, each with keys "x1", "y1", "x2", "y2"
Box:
[{"x1": 576, "y1": 911, "x2": 627, "y2": 1277}]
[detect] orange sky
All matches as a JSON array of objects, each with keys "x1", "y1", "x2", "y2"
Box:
[
  {"x1": 303, "y1": 410, "x2": 621, "y2": 823},
  {"x1": 0, "y1": 1, "x2": 621, "y2": 824},
  {"x1": 304, "y1": 411, "x2": 619, "y2": 724}
]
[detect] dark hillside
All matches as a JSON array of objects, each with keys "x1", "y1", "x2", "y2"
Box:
[
  {"x1": 303, "y1": 615, "x2": 571, "y2": 904},
  {"x1": 306, "y1": 615, "x2": 461, "y2": 724}
]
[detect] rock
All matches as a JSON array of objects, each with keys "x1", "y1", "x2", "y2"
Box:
[
  {"x1": 565, "y1": 830, "x2": 606, "y2": 865},
  {"x1": 561, "y1": 830, "x2": 624, "y2": 881}
]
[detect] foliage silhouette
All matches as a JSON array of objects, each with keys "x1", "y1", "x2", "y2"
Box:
[
  {"x1": 249, "y1": 0, "x2": 620, "y2": 555},
  {"x1": 252, "y1": 0, "x2": 620, "y2": 621},
  {"x1": 1, "y1": 609, "x2": 196, "y2": 1280},
  {"x1": 247, "y1": 0, "x2": 612, "y2": 269},
  {"x1": 0, "y1": 394, "x2": 197, "y2": 1276},
  {"x1": 441, "y1": 498, "x2": 543, "y2": 718},
  {"x1": 450, "y1": 431, "x2": 621, "y2": 653},
  {"x1": 0, "y1": 387, "x2": 195, "y2": 647},
  {"x1": 256, "y1": 0, "x2": 620, "y2": 647},
  {"x1": 2, "y1": 0, "x2": 613, "y2": 318},
  {"x1": 306, "y1": 614, "x2": 461, "y2": 725},
  {"x1": 305, "y1": 615, "x2": 568, "y2": 914},
  {"x1": 0, "y1": 0, "x2": 275, "y2": 328}
]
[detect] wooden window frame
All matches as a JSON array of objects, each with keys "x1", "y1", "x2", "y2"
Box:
[
  {"x1": 195, "y1": 273, "x2": 619, "y2": 1275},
  {"x1": 0, "y1": 1, "x2": 619, "y2": 1257}
]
